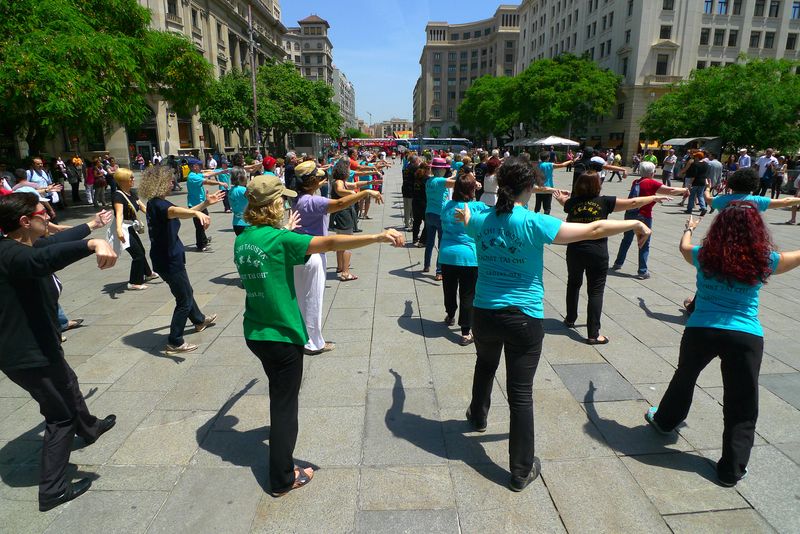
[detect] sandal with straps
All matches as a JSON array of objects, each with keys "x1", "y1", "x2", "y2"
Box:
[{"x1": 272, "y1": 466, "x2": 314, "y2": 497}]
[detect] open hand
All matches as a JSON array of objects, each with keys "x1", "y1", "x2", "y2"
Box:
[
  {"x1": 369, "y1": 191, "x2": 384, "y2": 205},
  {"x1": 93, "y1": 209, "x2": 113, "y2": 228},
  {"x1": 207, "y1": 191, "x2": 225, "y2": 205},
  {"x1": 686, "y1": 215, "x2": 701, "y2": 230},
  {"x1": 379, "y1": 228, "x2": 405, "y2": 247},
  {"x1": 454, "y1": 202, "x2": 472, "y2": 225},
  {"x1": 285, "y1": 210, "x2": 302, "y2": 231}
]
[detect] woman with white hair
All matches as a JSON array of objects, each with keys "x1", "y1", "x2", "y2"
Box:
[{"x1": 611, "y1": 161, "x2": 688, "y2": 280}]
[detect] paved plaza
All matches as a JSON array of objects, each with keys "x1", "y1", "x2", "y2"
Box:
[{"x1": 1, "y1": 164, "x2": 799, "y2": 533}]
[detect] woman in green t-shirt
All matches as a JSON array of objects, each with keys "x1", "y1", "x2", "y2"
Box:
[{"x1": 233, "y1": 174, "x2": 403, "y2": 497}]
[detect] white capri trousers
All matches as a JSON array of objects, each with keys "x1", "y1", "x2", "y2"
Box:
[{"x1": 294, "y1": 252, "x2": 327, "y2": 352}]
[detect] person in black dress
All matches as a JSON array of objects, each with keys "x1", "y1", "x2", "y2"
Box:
[{"x1": 112, "y1": 168, "x2": 158, "y2": 290}]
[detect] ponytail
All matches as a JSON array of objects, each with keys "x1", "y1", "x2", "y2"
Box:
[{"x1": 494, "y1": 157, "x2": 543, "y2": 215}]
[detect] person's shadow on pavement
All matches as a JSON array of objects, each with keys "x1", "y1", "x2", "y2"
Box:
[
  {"x1": 582, "y1": 380, "x2": 717, "y2": 483},
  {"x1": 386, "y1": 369, "x2": 509, "y2": 487},
  {"x1": 196, "y1": 378, "x2": 316, "y2": 495}
]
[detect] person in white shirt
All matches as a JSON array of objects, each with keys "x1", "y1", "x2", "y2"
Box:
[
  {"x1": 737, "y1": 148, "x2": 751, "y2": 169},
  {"x1": 207, "y1": 156, "x2": 218, "y2": 170},
  {"x1": 662, "y1": 149, "x2": 678, "y2": 186},
  {"x1": 755, "y1": 148, "x2": 778, "y2": 179}
]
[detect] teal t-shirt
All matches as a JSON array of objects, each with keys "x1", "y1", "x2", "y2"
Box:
[
  {"x1": 711, "y1": 194, "x2": 770, "y2": 212},
  {"x1": 229, "y1": 185, "x2": 250, "y2": 227},
  {"x1": 425, "y1": 177, "x2": 449, "y2": 214},
  {"x1": 686, "y1": 246, "x2": 780, "y2": 337},
  {"x1": 217, "y1": 172, "x2": 231, "y2": 190},
  {"x1": 452, "y1": 161, "x2": 464, "y2": 172},
  {"x1": 539, "y1": 162, "x2": 554, "y2": 187},
  {"x1": 440, "y1": 200, "x2": 488, "y2": 267},
  {"x1": 187, "y1": 172, "x2": 206, "y2": 207},
  {"x1": 466, "y1": 205, "x2": 562, "y2": 318}
]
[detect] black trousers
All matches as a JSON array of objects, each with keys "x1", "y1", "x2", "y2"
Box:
[
  {"x1": 70, "y1": 182, "x2": 81, "y2": 203},
  {"x1": 222, "y1": 194, "x2": 231, "y2": 212},
  {"x1": 411, "y1": 200, "x2": 427, "y2": 243},
  {"x1": 245, "y1": 339, "x2": 304, "y2": 492},
  {"x1": 4, "y1": 356, "x2": 101, "y2": 500},
  {"x1": 469, "y1": 307, "x2": 543, "y2": 479},
  {"x1": 565, "y1": 246, "x2": 608, "y2": 339},
  {"x1": 533, "y1": 193, "x2": 552, "y2": 214},
  {"x1": 192, "y1": 208, "x2": 209, "y2": 249},
  {"x1": 126, "y1": 230, "x2": 153, "y2": 285},
  {"x1": 233, "y1": 225, "x2": 247, "y2": 236},
  {"x1": 160, "y1": 269, "x2": 205, "y2": 346},
  {"x1": 441, "y1": 264, "x2": 478, "y2": 335},
  {"x1": 654, "y1": 327, "x2": 763, "y2": 482}
]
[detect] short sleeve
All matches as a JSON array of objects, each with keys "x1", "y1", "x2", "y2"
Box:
[
  {"x1": 282, "y1": 230, "x2": 314, "y2": 266},
  {"x1": 691, "y1": 245, "x2": 701, "y2": 268},
  {"x1": 532, "y1": 213, "x2": 562, "y2": 245},
  {"x1": 756, "y1": 197, "x2": 771, "y2": 212},
  {"x1": 603, "y1": 196, "x2": 617, "y2": 214},
  {"x1": 711, "y1": 196, "x2": 723, "y2": 210},
  {"x1": 469, "y1": 201, "x2": 489, "y2": 213},
  {"x1": 769, "y1": 251, "x2": 780, "y2": 273},
  {"x1": 188, "y1": 173, "x2": 203, "y2": 186},
  {"x1": 431, "y1": 177, "x2": 446, "y2": 187},
  {"x1": 465, "y1": 210, "x2": 488, "y2": 240},
  {"x1": 311, "y1": 196, "x2": 330, "y2": 214}
]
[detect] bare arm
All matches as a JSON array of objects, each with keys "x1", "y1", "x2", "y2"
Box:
[
  {"x1": 613, "y1": 195, "x2": 671, "y2": 212},
  {"x1": 679, "y1": 216, "x2": 701, "y2": 264},
  {"x1": 553, "y1": 219, "x2": 650, "y2": 247},
  {"x1": 768, "y1": 197, "x2": 800, "y2": 209},
  {"x1": 656, "y1": 185, "x2": 689, "y2": 196},
  {"x1": 334, "y1": 179, "x2": 355, "y2": 197},
  {"x1": 306, "y1": 229, "x2": 404, "y2": 254},
  {"x1": 775, "y1": 250, "x2": 800, "y2": 275},
  {"x1": 328, "y1": 190, "x2": 381, "y2": 213},
  {"x1": 552, "y1": 160, "x2": 573, "y2": 169},
  {"x1": 603, "y1": 163, "x2": 627, "y2": 174},
  {"x1": 114, "y1": 202, "x2": 125, "y2": 240}
]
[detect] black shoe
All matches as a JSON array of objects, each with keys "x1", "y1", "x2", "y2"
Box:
[
  {"x1": 353, "y1": 228, "x2": 364, "y2": 233},
  {"x1": 465, "y1": 408, "x2": 487, "y2": 433},
  {"x1": 39, "y1": 478, "x2": 92, "y2": 512},
  {"x1": 509, "y1": 457, "x2": 541, "y2": 492},
  {"x1": 699, "y1": 209, "x2": 707, "y2": 216},
  {"x1": 83, "y1": 414, "x2": 116, "y2": 445}
]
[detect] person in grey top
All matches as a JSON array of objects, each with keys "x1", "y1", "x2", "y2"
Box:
[{"x1": 706, "y1": 152, "x2": 724, "y2": 189}]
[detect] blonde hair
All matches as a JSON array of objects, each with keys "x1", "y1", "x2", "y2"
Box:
[
  {"x1": 115, "y1": 167, "x2": 134, "y2": 187},
  {"x1": 137, "y1": 165, "x2": 173, "y2": 200},
  {"x1": 243, "y1": 196, "x2": 284, "y2": 227}
]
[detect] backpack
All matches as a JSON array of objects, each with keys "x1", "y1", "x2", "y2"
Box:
[{"x1": 625, "y1": 179, "x2": 643, "y2": 217}]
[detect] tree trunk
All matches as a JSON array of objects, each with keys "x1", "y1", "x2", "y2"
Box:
[{"x1": 25, "y1": 124, "x2": 48, "y2": 157}]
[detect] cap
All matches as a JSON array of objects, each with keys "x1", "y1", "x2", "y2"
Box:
[
  {"x1": 739, "y1": 148, "x2": 747, "y2": 153},
  {"x1": 431, "y1": 157, "x2": 449, "y2": 168},
  {"x1": 582, "y1": 146, "x2": 595, "y2": 156},
  {"x1": 245, "y1": 175, "x2": 296, "y2": 206},
  {"x1": 263, "y1": 156, "x2": 276, "y2": 170},
  {"x1": 294, "y1": 160, "x2": 325, "y2": 178}
]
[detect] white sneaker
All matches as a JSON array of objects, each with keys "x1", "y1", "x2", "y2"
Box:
[
  {"x1": 194, "y1": 313, "x2": 217, "y2": 333},
  {"x1": 126, "y1": 283, "x2": 148, "y2": 290},
  {"x1": 165, "y1": 342, "x2": 198, "y2": 355}
]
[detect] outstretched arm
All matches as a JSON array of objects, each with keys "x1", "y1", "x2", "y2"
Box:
[
  {"x1": 679, "y1": 216, "x2": 701, "y2": 264},
  {"x1": 553, "y1": 219, "x2": 650, "y2": 247},
  {"x1": 775, "y1": 250, "x2": 800, "y2": 275},
  {"x1": 613, "y1": 195, "x2": 672, "y2": 212},
  {"x1": 306, "y1": 229, "x2": 404, "y2": 254}
]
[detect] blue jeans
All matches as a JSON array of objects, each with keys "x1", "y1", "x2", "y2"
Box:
[
  {"x1": 613, "y1": 213, "x2": 652, "y2": 275},
  {"x1": 160, "y1": 269, "x2": 205, "y2": 346},
  {"x1": 687, "y1": 186, "x2": 707, "y2": 212},
  {"x1": 424, "y1": 212, "x2": 443, "y2": 273},
  {"x1": 57, "y1": 304, "x2": 69, "y2": 331}
]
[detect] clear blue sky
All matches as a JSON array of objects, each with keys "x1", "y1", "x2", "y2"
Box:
[{"x1": 281, "y1": 1, "x2": 517, "y2": 124}]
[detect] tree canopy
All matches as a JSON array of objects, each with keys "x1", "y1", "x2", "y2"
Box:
[
  {"x1": 200, "y1": 70, "x2": 253, "y2": 144},
  {"x1": 457, "y1": 54, "x2": 619, "y2": 143},
  {"x1": 256, "y1": 62, "x2": 342, "y2": 149},
  {"x1": 640, "y1": 58, "x2": 800, "y2": 152},
  {"x1": 0, "y1": 0, "x2": 212, "y2": 155},
  {"x1": 345, "y1": 127, "x2": 369, "y2": 139}
]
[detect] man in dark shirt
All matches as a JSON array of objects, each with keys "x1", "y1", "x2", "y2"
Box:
[
  {"x1": 283, "y1": 152, "x2": 298, "y2": 192},
  {"x1": 401, "y1": 155, "x2": 418, "y2": 230}
]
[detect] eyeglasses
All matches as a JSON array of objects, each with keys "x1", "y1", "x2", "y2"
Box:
[{"x1": 29, "y1": 208, "x2": 48, "y2": 219}]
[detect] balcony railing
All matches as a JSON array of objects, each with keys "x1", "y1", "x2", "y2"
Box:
[
  {"x1": 166, "y1": 13, "x2": 182, "y2": 25},
  {"x1": 644, "y1": 74, "x2": 682, "y2": 84}
]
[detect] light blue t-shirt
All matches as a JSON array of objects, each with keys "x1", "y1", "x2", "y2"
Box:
[
  {"x1": 711, "y1": 194, "x2": 770, "y2": 212},
  {"x1": 217, "y1": 172, "x2": 231, "y2": 191},
  {"x1": 187, "y1": 172, "x2": 206, "y2": 207},
  {"x1": 686, "y1": 246, "x2": 780, "y2": 337},
  {"x1": 229, "y1": 185, "x2": 250, "y2": 227},
  {"x1": 452, "y1": 161, "x2": 464, "y2": 172},
  {"x1": 440, "y1": 200, "x2": 488, "y2": 267},
  {"x1": 539, "y1": 161, "x2": 554, "y2": 188},
  {"x1": 466, "y1": 205, "x2": 563, "y2": 318},
  {"x1": 425, "y1": 177, "x2": 449, "y2": 214}
]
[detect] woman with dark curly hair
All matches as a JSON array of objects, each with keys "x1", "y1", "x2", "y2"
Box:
[{"x1": 646, "y1": 203, "x2": 800, "y2": 487}]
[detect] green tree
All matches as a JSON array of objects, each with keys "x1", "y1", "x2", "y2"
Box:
[
  {"x1": 256, "y1": 62, "x2": 342, "y2": 151},
  {"x1": 457, "y1": 75, "x2": 518, "y2": 144},
  {"x1": 345, "y1": 127, "x2": 368, "y2": 139},
  {"x1": 0, "y1": 0, "x2": 212, "y2": 155},
  {"x1": 200, "y1": 70, "x2": 253, "y2": 148},
  {"x1": 514, "y1": 54, "x2": 620, "y2": 136},
  {"x1": 429, "y1": 127, "x2": 441, "y2": 139},
  {"x1": 640, "y1": 58, "x2": 800, "y2": 152}
]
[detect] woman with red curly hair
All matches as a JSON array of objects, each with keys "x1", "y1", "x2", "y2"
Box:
[{"x1": 645, "y1": 202, "x2": 800, "y2": 487}]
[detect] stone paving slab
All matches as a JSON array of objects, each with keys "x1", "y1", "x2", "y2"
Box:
[{"x1": 3, "y1": 164, "x2": 800, "y2": 532}]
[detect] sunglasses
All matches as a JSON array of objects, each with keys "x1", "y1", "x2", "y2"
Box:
[{"x1": 28, "y1": 208, "x2": 48, "y2": 219}]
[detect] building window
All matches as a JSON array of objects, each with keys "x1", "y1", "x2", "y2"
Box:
[
  {"x1": 433, "y1": 52, "x2": 441, "y2": 61},
  {"x1": 460, "y1": 51, "x2": 467, "y2": 60},
  {"x1": 460, "y1": 64, "x2": 467, "y2": 72},
  {"x1": 714, "y1": 29, "x2": 725, "y2": 46},
  {"x1": 448, "y1": 52, "x2": 456, "y2": 61},
  {"x1": 656, "y1": 54, "x2": 669, "y2": 75},
  {"x1": 787, "y1": 32, "x2": 798, "y2": 49},
  {"x1": 167, "y1": 0, "x2": 178, "y2": 16},
  {"x1": 717, "y1": 0, "x2": 729, "y2": 13},
  {"x1": 470, "y1": 62, "x2": 477, "y2": 69},
  {"x1": 433, "y1": 91, "x2": 441, "y2": 101},
  {"x1": 704, "y1": 0, "x2": 713, "y2": 14},
  {"x1": 794, "y1": 1, "x2": 800, "y2": 18},
  {"x1": 448, "y1": 91, "x2": 456, "y2": 100},
  {"x1": 448, "y1": 108, "x2": 455, "y2": 120},
  {"x1": 447, "y1": 64, "x2": 456, "y2": 74},
  {"x1": 660, "y1": 25, "x2": 672, "y2": 39},
  {"x1": 764, "y1": 31, "x2": 775, "y2": 48},
  {"x1": 317, "y1": 67, "x2": 323, "y2": 75},
  {"x1": 733, "y1": 0, "x2": 743, "y2": 14},
  {"x1": 750, "y1": 31, "x2": 761, "y2": 47},
  {"x1": 191, "y1": 8, "x2": 198, "y2": 28},
  {"x1": 304, "y1": 55, "x2": 310, "y2": 64},
  {"x1": 504, "y1": 68, "x2": 513, "y2": 76},
  {"x1": 617, "y1": 103, "x2": 625, "y2": 119},
  {"x1": 754, "y1": 0, "x2": 766, "y2": 16},
  {"x1": 433, "y1": 107, "x2": 440, "y2": 118},
  {"x1": 471, "y1": 50, "x2": 478, "y2": 58},
  {"x1": 622, "y1": 56, "x2": 629, "y2": 76},
  {"x1": 447, "y1": 77, "x2": 456, "y2": 86},
  {"x1": 697, "y1": 60, "x2": 707, "y2": 69},
  {"x1": 728, "y1": 29, "x2": 739, "y2": 46},
  {"x1": 433, "y1": 78, "x2": 441, "y2": 86},
  {"x1": 433, "y1": 64, "x2": 441, "y2": 74},
  {"x1": 217, "y1": 22, "x2": 222, "y2": 40},
  {"x1": 505, "y1": 54, "x2": 513, "y2": 63},
  {"x1": 710, "y1": 61, "x2": 722, "y2": 67},
  {"x1": 625, "y1": 29, "x2": 631, "y2": 43},
  {"x1": 451, "y1": 33, "x2": 459, "y2": 41},
  {"x1": 700, "y1": 28, "x2": 711, "y2": 45},
  {"x1": 628, "y1": 0, "x2": 634, "y2": 16},
  {"x1": 769, "y1": 1, "x2": 781, "y2": 16}
]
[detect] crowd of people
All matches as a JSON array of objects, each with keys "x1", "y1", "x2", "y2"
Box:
[{"x1": 1, "y1": 140, "x2": 800, "y2": 511}]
